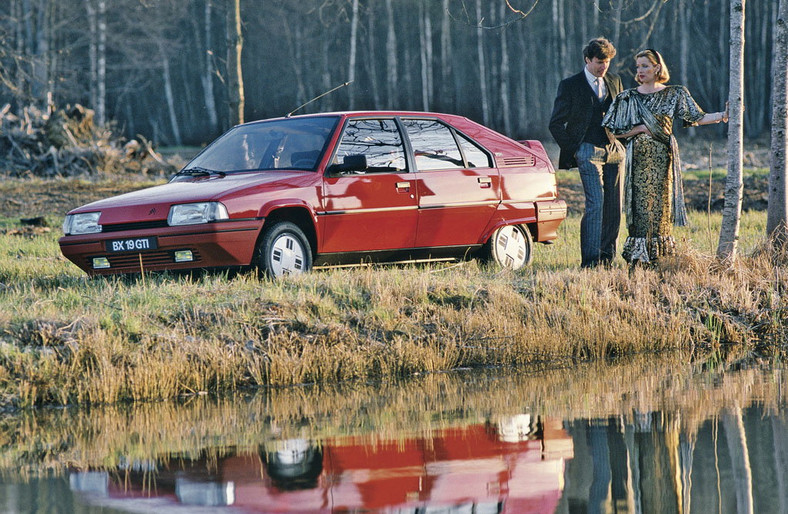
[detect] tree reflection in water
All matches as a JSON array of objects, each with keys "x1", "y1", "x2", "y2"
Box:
[{"x1": 0, "y1": 356, "x2": 786, "y2": 513}]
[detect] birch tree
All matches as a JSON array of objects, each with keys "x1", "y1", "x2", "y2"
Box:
[
  {"x1": 717, "y1": 0, "x2": 746, "y2": 264},
  {"x1": 158, "y1": 40, "x2": 181, "y2": 145},
  {"x1": 767, "y1": 0, "x2": 788, "y2": 244},
  {"x1": 198, "y1": 0, "x2": 218, "y2": 134},
  {"x1": 499, "y1": 1, "x2": 511, "y2": 136},
  {"x1": 226, "y1": 0, "x2": 244, "y2": 127},
  {"x1": 475, "y1": 0, "x2": 489, "y2": 126},
  {"x1": 385, "y1": 0, "x2": 397, "y2": 108},
  {"x1": 347, "y1": 0, "x2": 359, "y2": 110}
]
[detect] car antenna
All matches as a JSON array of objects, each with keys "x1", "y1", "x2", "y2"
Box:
[{"x1": 286, "y1": 80, "x2": 353, "y2": 118}]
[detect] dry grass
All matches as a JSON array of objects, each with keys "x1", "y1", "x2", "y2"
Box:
[{"x1": 0, "y1": 204, "x2": 786, "y2": 408}]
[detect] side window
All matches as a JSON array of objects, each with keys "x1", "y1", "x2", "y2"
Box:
[
  {"x1": 456, "y1": 132, "x2": 492, "y2": 168},
  {"x1": 334, "y1": 119, "x2": 407, "y2": 172},
  {"x1": 403, "y1": 119, "x2": 464, "y2": 171}
]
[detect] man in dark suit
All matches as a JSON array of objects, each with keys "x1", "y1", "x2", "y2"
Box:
[{"x1": 549, "y1": 38, "x2": 624, "y2": 268}]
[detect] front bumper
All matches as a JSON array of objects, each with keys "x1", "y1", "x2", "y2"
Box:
[{"x1": 58, "y1": 219, "x2": 263, "y2": 275}]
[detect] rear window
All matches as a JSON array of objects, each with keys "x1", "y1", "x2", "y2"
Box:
[{"x1": 402, "y1": 119, "x2": 464, "y2": 171}]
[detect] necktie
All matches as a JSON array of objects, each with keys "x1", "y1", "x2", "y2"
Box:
[{"x1": 595, "y1": 78, "x2": 604, "y2": 99}]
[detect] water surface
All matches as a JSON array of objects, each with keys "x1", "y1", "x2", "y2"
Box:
[{"x1": 1, "y1": 358, "x2": 785, "y2": 513}]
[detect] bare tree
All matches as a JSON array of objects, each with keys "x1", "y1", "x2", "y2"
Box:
[
  {"x1": 198, "y1": 0, "x2": 219, "y2": 134},
  {"x1": 385, "y1": 0, "x2": 397, "y2": 108},
  {"x1": 768, "y1": 0, "x2": 788, "y2": 244},
  {"x1": 475, "y1": 0, "x2": 489, "y2": 125},
  {"x1": 226, "y1": 0, "x2": 244, "y2": 126},
  {"x1": 84, "y1": 0, "x2": 107, "y2": 125},
  {"x1": 717, "y1": 0, "x2": 746, "y2": 264},
  {"x1": 499, "y1": 2, "x2": 511, "y2": 136},
  {"x1": 347, "y1": 0, "x2": 359, "y2": 110},
  {"x1": 418, "y1": 0, "x2": 433, "y2": 111},
  {"x1": 158, "y1": 40, "x2": 181, "y2": 145}
]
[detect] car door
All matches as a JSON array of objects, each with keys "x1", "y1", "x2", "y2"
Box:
[
  {"x1": 319, "y1": 118, "x2": 418, "y2": 253},
  {"x1": 404, "y1": 119, "x2": 499, "y2": 248}
]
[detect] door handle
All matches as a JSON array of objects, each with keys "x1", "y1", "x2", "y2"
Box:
[
  {"x1": 396, "y1": 181, "x2": 411, "y2": 192},
  {"x1": 478, "y1": 176, "x2": 492, "y2": 188}
]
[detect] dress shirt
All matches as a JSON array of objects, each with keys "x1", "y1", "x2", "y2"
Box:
[{"x1": 584, "y1": 67, "x2": 606, "y2": 100}]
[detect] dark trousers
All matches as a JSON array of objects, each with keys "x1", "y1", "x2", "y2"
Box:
[{"x1": 576, "y1": 143, "x2": 623, "y2": 268}]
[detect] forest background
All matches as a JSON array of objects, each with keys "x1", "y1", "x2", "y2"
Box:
[{"x1": 0, "y1": 0, "x2": 774, "y2": 148}]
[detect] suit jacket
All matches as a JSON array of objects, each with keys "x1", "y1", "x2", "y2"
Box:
[{"x1": 548, "y1": 70, "x2": 623, "y2": 169}]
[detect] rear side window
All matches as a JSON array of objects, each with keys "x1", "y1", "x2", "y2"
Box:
[
  {"x1": 456, "y1": 132, "x2": 492, "y2": 168},
  {"x1": 334, "y1": 119, "x2": 407, "y2": 172},
  {"x1": 402, "y1": 119, "x2": 464, "y2": 171}
]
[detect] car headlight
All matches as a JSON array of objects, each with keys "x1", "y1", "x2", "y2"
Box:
[
  {"x1": 167, "y1": 202, "x2": 229, "y2": 226},
  {"x1": 62, "y1": 212, "x2": 102, "y2": 235}
]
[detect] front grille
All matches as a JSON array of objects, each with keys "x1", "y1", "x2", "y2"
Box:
[
  {"x1": 88, "y1": 250, "x2": 202, "y2": 270},
  {"x1": 102, "y1": 220, "x2": 169, "y2": 233}
]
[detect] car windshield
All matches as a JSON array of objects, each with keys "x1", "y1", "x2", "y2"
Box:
[{"x1": 184, "y1": 116, "x2": 339, "y2": 173}]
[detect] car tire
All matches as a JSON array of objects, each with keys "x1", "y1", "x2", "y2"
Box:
[
  {"x1": 256, "y1": 221, "x2": 313, "y2": 278},
  {"x1": 484, "y1": 224, "x2": 533, "y2": 270}
]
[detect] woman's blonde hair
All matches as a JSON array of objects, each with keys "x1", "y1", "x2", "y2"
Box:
[{"x1": 636, "y1": 49, "x2": 670, "y2": 84}]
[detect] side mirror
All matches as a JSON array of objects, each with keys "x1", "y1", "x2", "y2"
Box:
[{"x1": 327, "y1": 154, "x2": 367, "y2": 175}]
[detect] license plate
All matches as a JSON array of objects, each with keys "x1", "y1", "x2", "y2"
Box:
[{"x1": 106, "y1": 236, "x2": 158, "y2": 253}]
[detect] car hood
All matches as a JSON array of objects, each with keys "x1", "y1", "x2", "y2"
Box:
[{"x1": 68, "y1": 171, "x2": 311, "y2": 222}]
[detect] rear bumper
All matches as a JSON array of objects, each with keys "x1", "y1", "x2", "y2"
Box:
[
  {"x1": 58, "y1": 220, "x2": 262, "y2": 275},
  {"x1": 535, "y1": 199, "x2": 567, "y2": 242}
]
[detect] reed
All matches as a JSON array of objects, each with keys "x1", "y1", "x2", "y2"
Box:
[{"x1": 0, "y1": 188, "x2": 786, "y2": 408}]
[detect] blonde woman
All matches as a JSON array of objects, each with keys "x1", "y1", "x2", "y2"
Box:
[{"x1": 602, "y1": 49, "x2": 728, "y2": 264}]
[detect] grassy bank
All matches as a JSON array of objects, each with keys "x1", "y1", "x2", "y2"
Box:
[{"x1": 0, "y1": 177, "x2": 786, "y2": 408}]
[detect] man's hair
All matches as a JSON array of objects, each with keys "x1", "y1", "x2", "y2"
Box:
[{"x1": 583, "y1": 38, "x2": 617, "y2": 61}]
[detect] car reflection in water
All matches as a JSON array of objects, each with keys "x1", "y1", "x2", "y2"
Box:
[{"x1": 69, "y1": 415, "x2": 573, "y2": 513}]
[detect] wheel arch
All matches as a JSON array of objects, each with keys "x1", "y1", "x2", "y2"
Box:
[
  {"x1": 258, "y1": 206, "x2": 318, "y2": 259},
  {"x1": 480, "y1": 217, "x2": 537, "y2": 246}
]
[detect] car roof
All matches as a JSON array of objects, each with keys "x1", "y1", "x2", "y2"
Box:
[{"x1": 240, "y1": 110, "x2": 469, "y2": 126}]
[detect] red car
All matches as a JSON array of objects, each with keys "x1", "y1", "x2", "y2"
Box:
[{"x1": 59, "y1": 111, "x2": 566, "y2": 277}]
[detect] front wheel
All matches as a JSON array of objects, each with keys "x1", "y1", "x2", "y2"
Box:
[
  {"x1": 255, "y1": 221, "x2": 313, "y2": 278},
  {"x1": 484, "y1": 224, "x2": 533, "y2": 270}
]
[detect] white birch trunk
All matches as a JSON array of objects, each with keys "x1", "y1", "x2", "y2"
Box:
[
  {"x1": 201, "y1": 0, "x2": 218, "y2": 134},
  {"x1": 96, "y1": 0, "x2": 106, "y2": 126},
  {"x1": 424, "y1": 4, "x2": 433, "y2": 109},
  {"x1": 680, "y1": 0, "x2": 693, "y2": 137},
  {"x1": 717, "y1": 0, "x2": 746, "y2": 263},
  {"x1": 86, "y1": 0, "x2": 97, "y2": 115},
  {"x1": 499, "y1": 1, "x2": 511, "y2": 136},
  {"x1": 158, "y1": 42, "x2": 181, "y2": 146},
  {"x1": 321, "y1": 43, "x2": 333, "y2": 112},
  {"x1": 366, "y1": 12, "x2": 380, "y2": 109},
  {"x1": 767, "y1": 0, "x2": 788, "y2": 242},
  {"x1": 419, "y1": 1, "x2": 429, "y2": 111},
  {"x1": 347, "y1": 0, "x2": 359, "y2": 110},
  {"x1": 226, "y1": 0, "x2": 244, "y2": 126},
  {"x1": 386, "y1": 0, "x2": 397, "y2": 107},
  {"x1": 475, "y1": 0, "x2": 489, "y2": 125},
  {"x1": 441, "y1": 0, "x2": 452, "y2": 103}
]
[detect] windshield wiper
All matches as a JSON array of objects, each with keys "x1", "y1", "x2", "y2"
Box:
[{"x1": 177, "y1": 166, "x2": 214, "y2": 177}]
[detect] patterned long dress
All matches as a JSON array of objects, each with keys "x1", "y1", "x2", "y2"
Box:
[{"x1": 602, "y1": 86, "x2": 705, "y2": 263}]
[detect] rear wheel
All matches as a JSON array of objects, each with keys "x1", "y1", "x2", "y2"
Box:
[
  {"x1": 484, "y1": 224, "x2": 533, "y2": 270},
  {"x1": 256, "y1": 221, "x2": 313, "y2": 277}
]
